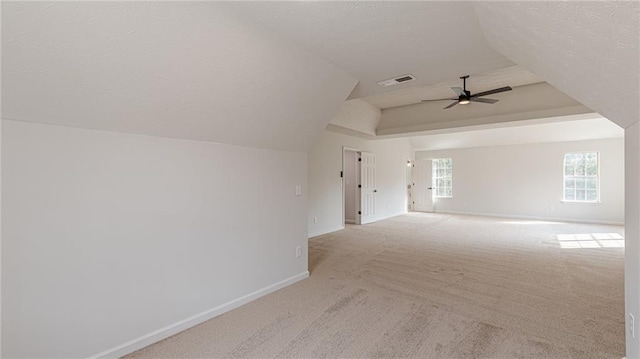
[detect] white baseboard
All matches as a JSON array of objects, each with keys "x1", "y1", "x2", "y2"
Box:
[
  {"x1": 345, "y1": 219, "x2": 356, "y2": 224},
  {"x1": 308, "y1": 212, "x2": 408, "y2": 239},
  {"x1": 89, "y1": 271, "x2": 309, "y2": 359},
  {"x1": 433, "y1": 209, "x2": 624, "y2": 226},
  {"x1": 308, "y1": 226, "x2": 344, "y2": 239},
  {"x1": 373, "y1": 212, "x2": 407, "y2": 223}
]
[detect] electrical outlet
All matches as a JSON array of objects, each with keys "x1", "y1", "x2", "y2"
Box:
[
  {"x1": 295, "y1": 185, "x2": 302, "y2": 196},
  {"x1": 296, "y1": 246, "x2": 301, "y2": 258},
  {"x1": 630, "y1": 313, "x2": 635, "y2": 338},
  {"x1": 313, "y1": 216, "x2": 318, "y2": 224}
]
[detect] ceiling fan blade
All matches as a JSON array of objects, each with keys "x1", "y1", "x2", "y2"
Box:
[
  {"x1": 421, "y1": 98, "x2": 456, "y2": 102},
  {"x1": 470, "y1": 86, "x2": 512, "y2": 98},
  {"x1": 443, "y1": 101, "x2": 459, "y2": 109},
  {"x1": 469, "y1": 97, "x2": 498, "y2": 104},
  {"x1": 451, "y1": 87, "x2": 465, "y2": 96}
]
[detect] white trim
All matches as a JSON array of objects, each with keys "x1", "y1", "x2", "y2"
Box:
[
  {"x1": 89, "y1": 271, "x2": 310, "y2": 359},
  {"x1": 561, "y1": 200, "x2": 601, "y2": 205},
  {"x1": 342, "y1": 147, "x2": 362, "y2": 227},
  {"x1": 345, "y1": 219, "x2": 356, "y2": 224},
  {"x1": 308, "y1": 211, "x2": 408, "y2": 239},
  {"x1": 308, "y1": 226, "x2": 344, "y2": 239},
  {"x1": 432, "y1": 209, "x2": 624, "y2": 226}
]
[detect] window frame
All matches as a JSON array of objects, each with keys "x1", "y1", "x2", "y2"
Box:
[
  {"x1": 432, "y1": 158, "x2": 453, "y2": 199},
  {"x1": 562, "y1": 151, "x2": 600, "y2": 203}
]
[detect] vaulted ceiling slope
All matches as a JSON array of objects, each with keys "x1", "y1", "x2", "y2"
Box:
[
  {"x1": 227, "y1": 1, "x2": 515, "y2": 100},
  {"x1": 322, "y1": 1, "x2": 638, "y2": 137},
  {"x1": 1, "y1": 2, "x2": 357, "y2": 152},
  {"x1": 475, "y1": 1, "x2": 639, "y2": 129},
  {"x1": 4, "y1": 2, "x2": 637, "y2": 149},
  {"x1": 229, "y1": 1, "x2": 636, "y2": 139}
]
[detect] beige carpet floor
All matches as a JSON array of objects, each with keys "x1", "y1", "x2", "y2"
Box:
[{"x1": 126, "y1": 213, "x2": 625, "y2": 358}]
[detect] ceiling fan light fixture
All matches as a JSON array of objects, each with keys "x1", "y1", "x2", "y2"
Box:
[{"x1": 421, "y1": 75, "x2": 512, "y2": 110}]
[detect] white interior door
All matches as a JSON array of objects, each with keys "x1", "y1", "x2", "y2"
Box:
[
  {"x1": 412, "y1": 159, "x2": 433, "y2": 212},
  {"x1": 359, "y1": 152, "x2": 376, "y2": 224}
]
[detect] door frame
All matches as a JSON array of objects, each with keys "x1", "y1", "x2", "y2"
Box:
[
  {"x1": 342, "y1": 147, "x2": 361, "y2": 227},
  {"x1": 407, "y1": 157, "x2": 413, "y2": 211}
]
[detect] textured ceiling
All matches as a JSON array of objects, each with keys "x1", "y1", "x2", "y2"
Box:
[
  {"x1": 474, "y1": 1, "x2": 639, "y2": 129},
  {"x1": 363, "y1": 65, "x2": 542, "y2": 109},
  {"x1": 1, "y1": 2, "x2": 356, "y2": 152},
  {"x1": 379, "y1": 82, "x2": 591, "y2": 136},
  {"x1": 228, "y1": 1, "x2": 515, "y2": 100},
  {"x1": 3, "y1": 1, "x2": 636, "y2": 150}
]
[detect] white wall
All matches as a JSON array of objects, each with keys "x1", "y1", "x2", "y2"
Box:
[
  {"x1": 1, "y1": 120, "x2": 309, "y2": 358},
  {"x1": 415, "y1": 138, "x2": 624, "y2": 224},
  {"x1": 625, "y1": 121, "x2": 640, "y2": 356},
  {"x1": 308, "y1": 130, "x2": 412, "y2": 237}
]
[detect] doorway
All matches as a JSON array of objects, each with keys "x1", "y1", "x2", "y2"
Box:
[
  {"x1": 342, "y1": 148, "x2": 377, "y2": 226},
  {"x1": 343, "y1": 149, "x2": 359, "y2": 224}
]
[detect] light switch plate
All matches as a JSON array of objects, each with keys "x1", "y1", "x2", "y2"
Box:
[{"x1": 295, "y1": 185, "x2": 302, "y2": 196}]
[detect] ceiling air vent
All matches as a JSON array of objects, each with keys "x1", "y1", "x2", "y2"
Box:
[{"x1": 377, "y1": 74, "x2": 416, "y2": 87}]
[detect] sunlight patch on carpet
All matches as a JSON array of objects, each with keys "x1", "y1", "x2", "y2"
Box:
[{"x1": 557, "y1": 233, "x2": 625, "y2": 249}]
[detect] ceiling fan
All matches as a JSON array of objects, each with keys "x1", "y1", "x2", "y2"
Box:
[{"x1": 422, "y1": 75, "x2": 512, "y2": 109}]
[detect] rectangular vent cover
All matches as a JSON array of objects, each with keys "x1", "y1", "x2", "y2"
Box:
[{"x1": 377, "y1": 74, "x2": 416, "y2": 87}]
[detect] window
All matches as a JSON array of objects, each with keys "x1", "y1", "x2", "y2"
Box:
[
  {"x1": 432, "y1": 158, "x2": 452, "y2": 198},
  {"x1": 563, "y1": 152, "x2": 599, "y2": 202}
]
